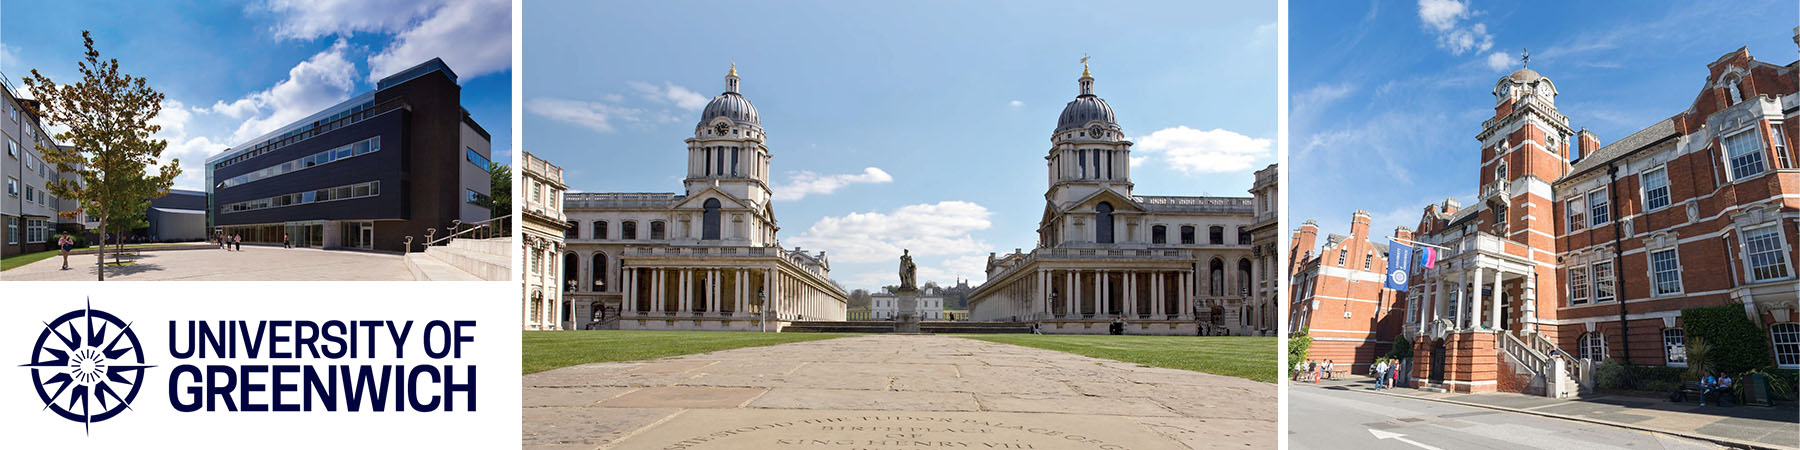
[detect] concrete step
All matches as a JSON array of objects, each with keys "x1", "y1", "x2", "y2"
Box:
[
  {"x1": 446, "y1": 237, "x2": 510, "y2": 257},
  {"x1": 421, "y1": 244, "x2": 509, "y2": 281},
  {"x1": 404, "y1": 253, "x2": 482, "y2": 281}
]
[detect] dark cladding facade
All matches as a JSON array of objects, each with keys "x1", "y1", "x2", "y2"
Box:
[{"x1": 206, "y1": 58, "x2": 492, "y2": 252}]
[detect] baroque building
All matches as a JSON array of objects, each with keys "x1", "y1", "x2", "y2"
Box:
[
  {"x1": 521, "y1": 151, "x2": 569, "y2": 330},
  {"x1": 968, "y1": 65, "x2": 1262, "y2": 336},
  {"x1": 1396, "y1": 42, "x2": 1800, "y2": 396},
  {"x1": 559, "y1": 65, "x2": 847, "y2": 331}
]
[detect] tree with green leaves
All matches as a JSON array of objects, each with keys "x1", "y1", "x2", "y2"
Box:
[
  {"x1": 473, "y1": 162, "x2": 511, "y2": 227},
  {"x1": 25, "y1": 31, "x2": 179, "y2": 280}
]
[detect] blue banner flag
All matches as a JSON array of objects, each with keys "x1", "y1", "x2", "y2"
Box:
[{"x1": 1385, "y1": 241, "x2": 1413, "y2": 291}]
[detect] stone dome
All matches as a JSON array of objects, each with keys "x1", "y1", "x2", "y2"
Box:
[
  {"x1": 1506, "y1": 67, "x2": 1544, "y2": 83},
  {"x1": 1056, "y1": 93, "x2": 1117, "y2": 133},
  {"x1": 699, "y1": 92, "x2": 759, "y2": 128}
]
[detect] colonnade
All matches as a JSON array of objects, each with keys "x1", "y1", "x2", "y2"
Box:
[
  {"x1": 975, "y1": 268, "x2": 1199, "y2": 321},
  {"x1": 619, "y1": 265, "x2": 845, "y2": 321},
  {"x1": 1408, "y1": 265, "x2": 1536, "y2": 333}
]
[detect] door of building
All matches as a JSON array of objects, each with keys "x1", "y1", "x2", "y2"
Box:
[
  {"x1": 358, "y1": 222, "x2": 374, "y2": 250},
  {"x1": 1429, "y1": 340, "x2": 1446, "y2": 385}
]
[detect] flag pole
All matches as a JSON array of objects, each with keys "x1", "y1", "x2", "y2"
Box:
[{"x1": 1387, "y1": 236, "x2": 1452, "y2": 251}]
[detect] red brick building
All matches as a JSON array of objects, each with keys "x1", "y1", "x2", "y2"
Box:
[
  {"x1": 1398, "y1": 43, "x2": 1800, "y2": 397},
  {"x1": 1288, "y1": 212, "x2": 1407, "y2": 374}
]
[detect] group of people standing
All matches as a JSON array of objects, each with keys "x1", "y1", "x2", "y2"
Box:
[
  {"x1": 216, "y1": 234, "x2": 242, "y2": 251},
  {"x1": 1293, "y1": 359, "x2": 1335, "y2": 383},
  {"x1": 1371, "y1": 358, "x2": 1402, "y2": 390}
]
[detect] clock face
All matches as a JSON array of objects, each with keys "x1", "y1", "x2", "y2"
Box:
[
  {"x1": 1497, "y1": 83, "x2": 1511, "y2": 98},
  {"x1": 713, "y1": 123, "x2": 729, "y2": 136},
  {"x1": 1088, "y1": 125, "x2": 1104, "y2": 138}
]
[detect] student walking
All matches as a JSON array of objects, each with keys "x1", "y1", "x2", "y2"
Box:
[
  {"x1": 283, "y1": 233, "x2": 291, "y2": 249},
  {"x1": 57, "y1": 232, "x2": 74, "y2": 270},
  {"x1": 232, "y1": 234, "x2": 242, "y2": 251}
]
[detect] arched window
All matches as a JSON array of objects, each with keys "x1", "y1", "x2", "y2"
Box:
[
  {"x1": 702, "y1": 198, "x2": 722, "y2": 240},
  {"x1": 1095, "y1": 202, "x2": 1114, "y2": 244},
  {"x1": 530, "y1": 290, "x2": 543, "y2": 324},
  {"x1": 1238, "y1": 258, "x2": 1252, "y2": 297},
  {"x1": 650, "y1": 221, "x2": 666, "y2": 240},
  {"x1": 592, "y1": 252, "x2": 608, "y2": 292},
  {"x1": 594, "y1": 221, "x2": 608, "y2": 240},
  {"x1": 1579, "y1": 332, "x2": 1608, "y2": 362},
  {"x1": 566, "y1": 220, "x2": 580, "y2": 239},
  {"x1": 1152, "y1": 225, "x2": 1167, "y2": 244},
  {"x1": 1180, "y1": 226, "x2": 1196, "y2": 245},
  {"x1": 622, "y1": 221, "x2": 637, "y2": 240},
  {"x1": 563, "y1": 253, "x2": 579, "y2": 292},
  {"x1": 1773, "y1": 323, "x2": 1800, "y2": 368},
  {"x1": 1237, "y1": 226, "x2": 1250, "y2": 245},
  {"x1": 1209, "y1": 258, "x2": 1225, "y2": 296},
  {"x1": 1662, "y1": 328, "x2": 1686, "y2": 366},
  {"x1": 1209, "y1": 226, "x2": 1224, "y2": 245}
]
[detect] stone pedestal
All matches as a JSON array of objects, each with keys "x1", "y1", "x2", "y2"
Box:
[{"x1": 895, "y1": 288, "x2": 921, "y2": 334}]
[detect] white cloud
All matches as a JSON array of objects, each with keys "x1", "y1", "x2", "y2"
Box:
[
  {"x1": 364, "y1": 0, "x2": 511, "y2": 82},
  {"x1": 148, "y1": 100, "x2": 229, "y2": 190},
  {"x1": 1484, "y1": 51, "x2": 1516, "y2": 71},
  {"x1": 1416, "y1": 0, "x2": 1492, "y2": 55},
  {"x1": 628, "y1": 81, "x2": 709, "y2": 111},
  {"x1": 771, "y1": 167, "x2": 893, "y2": 201},
  {"x1": 789, "y1": 201, "x2": 993, "y2": 265},
  {"x1": 1134, "y1": 126, "x2": 1272, "y2": 175},
  {"x1": 1291, "y1": 82, "x2": 1353, "y2": 127},
  {"x1": 261, "y1": 0, "x2": 440, "y2": 40},
  {"x1": 525, "y1": 97, "x2": 643, "y2": 134},
  {"x1": 210, "y1": 40, "x2": 360, "y2": 144},
  {"x1": 1008, "y1": 100, "x2": 1024, "y2": 108}
]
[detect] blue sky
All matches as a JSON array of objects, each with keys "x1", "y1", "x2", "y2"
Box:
[
  {"x1": 524, "y1": 0, "x2": 1277, "y2": 291},
  {"x1": 1, "y1": 0, "x2": 512, "y2": 191},
  {"x1": 1291, "y1": 0, "x2": 1799, "y2": 243}
]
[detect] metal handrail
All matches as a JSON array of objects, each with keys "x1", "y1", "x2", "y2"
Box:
[{"x1": 423, "y1": 214, "x2": 512, "y2": 248}]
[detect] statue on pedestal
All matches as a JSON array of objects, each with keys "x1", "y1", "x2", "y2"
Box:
[{"x1": 898, "y1": 248, "x2": 918, "y2": 291}]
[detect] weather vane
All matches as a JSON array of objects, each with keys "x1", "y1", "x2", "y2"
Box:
[{"x1": 1521, "y1": 48, "x2": 1529, "y2": 67}]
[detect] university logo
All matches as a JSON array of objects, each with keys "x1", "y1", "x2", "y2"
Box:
[{"x1": 21, "y1": 300, "x2": 153, "y2": 433}]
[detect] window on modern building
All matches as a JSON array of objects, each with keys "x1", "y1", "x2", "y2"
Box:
[
  {"x1": 5, "y1": 217, "x2": 16, "y2": 244},
  {"x1": 1152, "y1": 225, "x2": 1167, "y2": 244},
  {"x1": 1744, "y1": 225, "x2": 1791, "y2": 281},
  {"x1": 1209, "y1": 226, "x2": 1224, "y2": 245},
  {"x1": 1663, "y1": 328, "x2": 1687, "y2": 366},
  {"x1": 1642, "y1": 167, "x2": 1670, "y2": 211},
  {"x1": 1180, "y1": 226, "x2": 1195, "y2": 245},
  {"x1": 594, "y1": 221, "x2": 608, "y2": 240},
  {"x1": 6, "y1": 138, "x2": 15, "y2": 157},
  {"x1": 622, "y1": 221, "x2": 637, "y2": 240},
  {"x1": 565, "y1": 220, "x2": 580, "y2": 239},
  {"x1": 1209, "y1": 258, "x2": 1225, "y2": 296},
  {"x1": 593, "y1": 252, "x2": 608, "y2": 292},
  {"x1": 6, "y1": 177, "x2": 15, "y2": 196},
  {"x1": 1773, "y1": 323, "x2": 1800, "y2": 368},
  {"x1": 1579, "y1": 332, "x2": 1608, "y2": 362},
  {"x1": 650, "y1": 221, "x2": 666, "y2": 240},
  {"x1": 702, "y1": 198, "x2": 722, "y2": 240},
  {"x1": 1724, "y1": 130, "x2": 1767, "y2": 180},
  {"x1": 1592, "y1": 261, "x2": 1616, "y2": 302},
  {"x1": 1095, "y1": 202, "x2": 1114, "y2": 244},
  {"x1": 1650, "y1": 249, "x2": 1682, "y2": 295},
  {"x1": 1568, "y1": 265, "x2": 1590, "y2": 305},
  {"x1": 1566, "y1": 196, "x2": 1585, "y2": 233},
  {"x1": 466, "y1": 147, "x2": 491, "y2": 171},
  {"x1": 1588, "y1": 188, "x2": 1610, "y2": 226},
  {"x1": 24, "y1": 185, "x2": 33, "y2": 202}
]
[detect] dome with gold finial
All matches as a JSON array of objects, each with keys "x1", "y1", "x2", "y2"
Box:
[
  {"x1": 697, "y1": 62, "x2": 761, "y2": 131},
  {"x1": 1056, "y1": 63, "x2": 1117, "y2": 134}
]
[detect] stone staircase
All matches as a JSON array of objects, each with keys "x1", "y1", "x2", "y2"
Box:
[
  {"x1": 1498, "y1": 330, "x2": 1586, "y2": 398},
  {"x1": 405, "y1": 237, "x2": 510, "y2": 281}
]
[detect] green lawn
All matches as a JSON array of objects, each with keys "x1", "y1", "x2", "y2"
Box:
[
  {"x1": 522, "y1": 330, "x2": 854, "y2": 374},
  {"x1": 961, "y1": 334, "x2": 1279, "y2": 383},
  {"x1": 0, "y1": 249, "x2": 61, "y2": 271}
]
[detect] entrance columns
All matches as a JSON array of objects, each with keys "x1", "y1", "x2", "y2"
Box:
[
  {"x1": 1458, "y1": 269, "x2": 1472, "y2": 329},
  {"x1": 1098, "y1": 271, "x2": 1110, "y2": 317},
  {"x1": 1521, "y1": 271, "x2": 1538, "y2": 333},
  {"x1": 1490, "y1": 269, "x2": 1504, "y2": 330}
]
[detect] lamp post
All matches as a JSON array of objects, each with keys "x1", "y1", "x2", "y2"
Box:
[{"x1": 759, "y1": 290, "x2": 769, "y2": 332}]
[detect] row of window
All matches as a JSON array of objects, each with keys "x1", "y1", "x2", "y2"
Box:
[
  {"x1": 1567, "y1": 260, "x2": 1615, "y2": 305},
  {"x1": 220, "y1": 181, "x2": 381, "y2": 214},
  {"x1": 1568, "y1": 226, "x2": 1790, "y2": 306},
  {"x1": 1147, "y1": 224, "x2": 1250, "y2": 245},
  {"x1": 570, "y1": 219, "x2": 667, "y2": 240},
  {"x1": 1074, "y1": 149, "x2": 1120, "y2": 180},
  {"x1": 1565, "y1": 125, "x2": 1793, "y2": 234},
  {"x1": 466, "y1": 147, "x2": 491, "y2": 172},
  {"x1": 701, "y1": 146, "x2": 742, "y2": 177},
  {"x1": 10, "y1": 217, "x2": 50, "y2": 244},
  {"x1": 220, "y1": 136, "x2": 380, "y2": 189},
  {"x1": 7, "y1": 177, "x2": 55, "y2": 208},
  {"x1": 214, "y1": 100, "x2": 378, "y2": 171},
  {"x1": 1581, "y1": 324, "x2": 1800, "y2": 369}
]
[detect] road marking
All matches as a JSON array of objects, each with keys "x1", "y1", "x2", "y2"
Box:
[{"x1": 1369, "y1": 429, "x2": 1443, "y2": 450}]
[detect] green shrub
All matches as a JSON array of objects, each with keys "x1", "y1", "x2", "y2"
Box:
[
  {"x1": 1679, "y1": 306, "x2": 1772, "y2": 374},
  {"x1": 1383, "y1": 333, "x2": 1414, "y2": 360},
  {"x1": 1594, "y1": 359, "x2": 1630, "y2": 390},
  {"x1": 1288, "y1": 328, "x2": 1312, "y2": 368}
]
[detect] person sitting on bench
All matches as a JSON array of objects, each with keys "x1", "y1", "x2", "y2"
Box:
[{"x1": 1705, "y1": 374, "x2": 1734, "y2": 406}]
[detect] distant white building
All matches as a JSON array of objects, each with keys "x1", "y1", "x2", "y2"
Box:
[{"x1": 869, "y1": 292, "x2": 945, "y2": 320}]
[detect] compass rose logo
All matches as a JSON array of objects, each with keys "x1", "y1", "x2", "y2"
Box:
[{"x1": 21, "y1": 300, "x2": 153, "y2": 433}]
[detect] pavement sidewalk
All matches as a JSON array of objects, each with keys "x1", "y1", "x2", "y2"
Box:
[{"x1": 1298, "y1": 376, "x2": 1800, "y2": 449}]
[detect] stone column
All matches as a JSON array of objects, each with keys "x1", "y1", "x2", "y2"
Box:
[
  {"x1": 1456, "y1": 270, "x2": 1469, "y2": 329},
  {"x1": 1491, "y1": 269, "x2": 1504, "y2": 330},
  {"x1": 1151, "y1": 272, "x2": 1163, "y2": 319},
  {"x1": 1098, "y1": 271, "x2": 1110, "y2": 317}
]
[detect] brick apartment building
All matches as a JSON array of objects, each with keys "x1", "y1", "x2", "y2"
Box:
[
  {"x1": 1288, "y1": 212, "x2": 1407, "y2": 374},
  {"x1": 1392, "y1": 40, "x2": 1800, "y2": 396}
]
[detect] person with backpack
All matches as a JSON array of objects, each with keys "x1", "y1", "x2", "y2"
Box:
[{"x1": 57, "y1": 232, "x2": 74, "y2": 270}]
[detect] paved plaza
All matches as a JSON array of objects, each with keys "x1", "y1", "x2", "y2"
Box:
[
  {"x1": 523, "y1": 334, "x2": 1276, "y2": 450},
  {"x1": 1, "y1": 245, "x2": 413, "y2": 281}
]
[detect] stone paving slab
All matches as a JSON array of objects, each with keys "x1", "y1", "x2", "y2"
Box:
[
  {"x1": 2, "y1": 245, "x2": 414, "y2": 281},
  {"x1": 523, "y1": 334, "x2": 1276, "y2": 449}
]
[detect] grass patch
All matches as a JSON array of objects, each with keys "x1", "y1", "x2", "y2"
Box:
[
  {"x1": 522, "y1": 330, "x2": 854, "y2": 374},
  {"x1": 0, "y1": 250, "x2": 61, "y2": 271},
  {"x1": 961, "y1": 334, "x2": 1279, "y2": 383}
]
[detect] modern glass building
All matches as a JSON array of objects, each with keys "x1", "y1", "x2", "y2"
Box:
[{"x1": 205, "y1": 58, "x2": 493, "y2": 252}]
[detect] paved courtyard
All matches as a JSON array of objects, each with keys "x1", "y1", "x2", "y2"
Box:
[
  {"x1": 1, "y1": 245, "x2": 413, "y2": 281},
  {"x1": 523, "y1": 334, "x2": 1276, "y2": 450}
]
